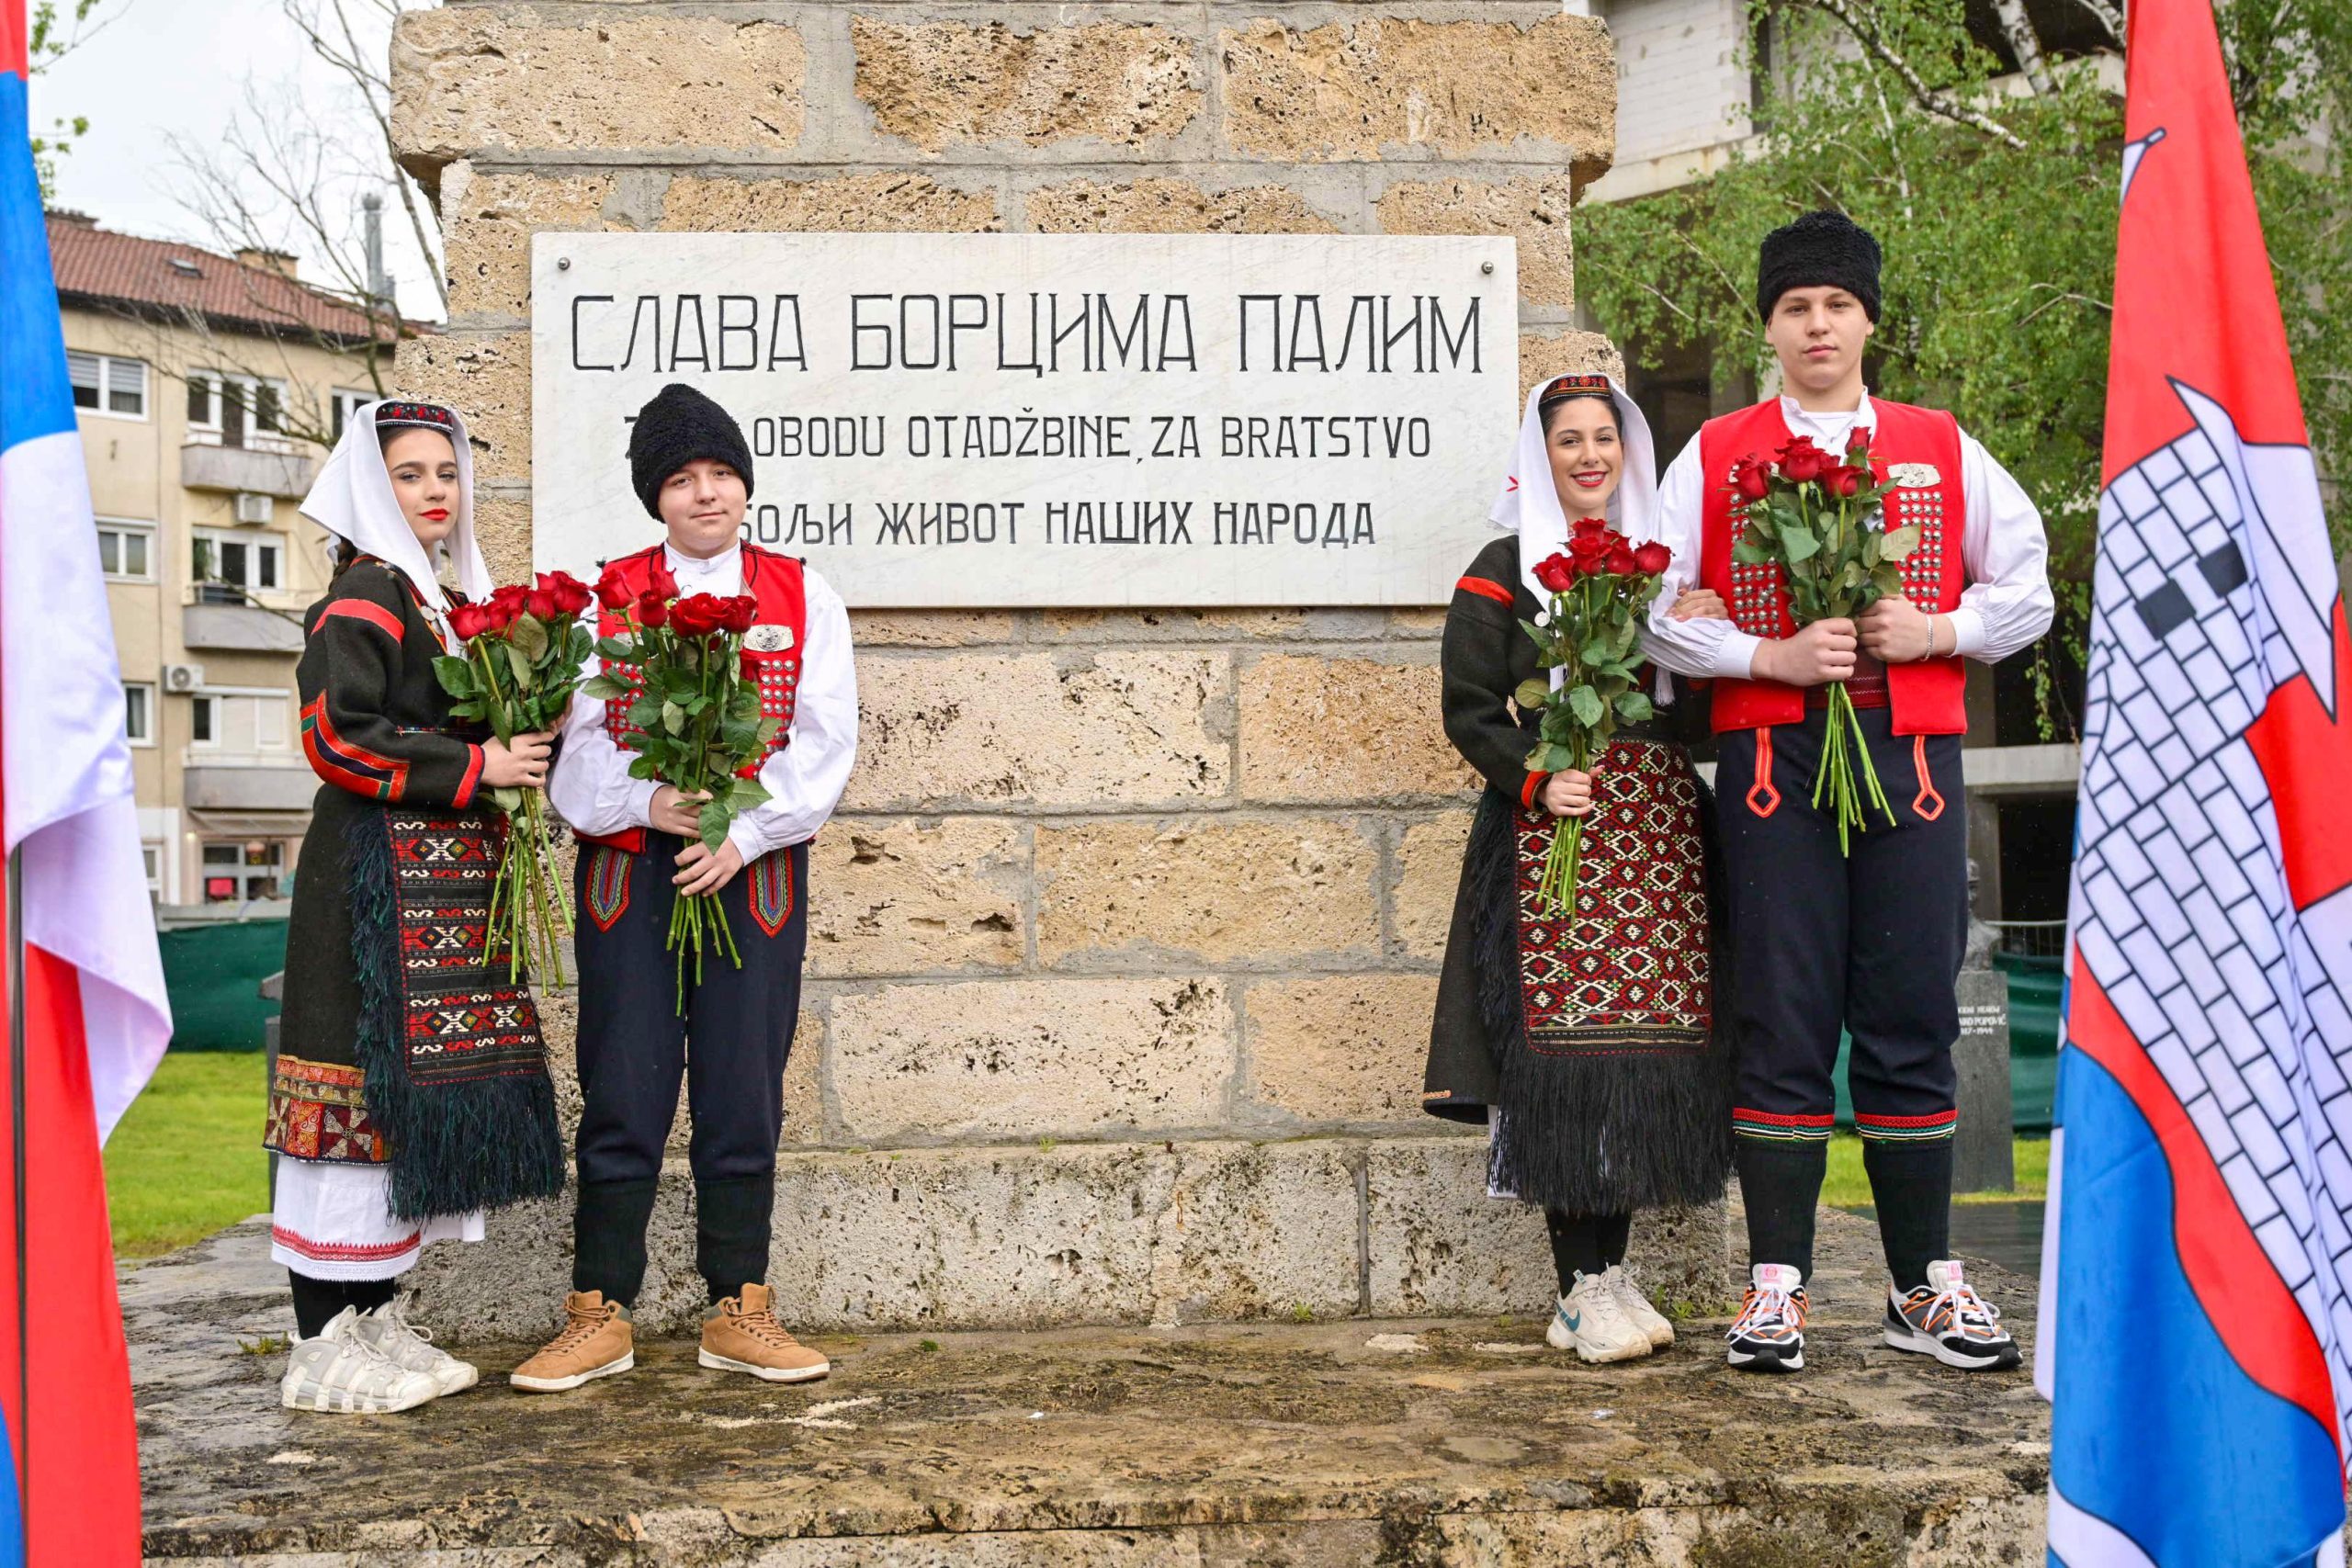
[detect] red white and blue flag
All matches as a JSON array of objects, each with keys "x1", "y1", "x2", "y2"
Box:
[
  {"x1": 2041, "y1": 0, "x2": 2352, "y2": 1562},
  {"x1": 0, "y1": 2, "x2": 174, "y2": 1561}
]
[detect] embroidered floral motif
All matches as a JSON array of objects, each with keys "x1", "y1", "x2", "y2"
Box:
[
  {"x1": 750, "y1": 850, "x2": 794, "y2": 939},
  {"x1": 265, "y1": 1054, "x2": 389, "y2": 1164},
  {"x1": 586, "y1": 842, "x2": 631, "y2": 931}
]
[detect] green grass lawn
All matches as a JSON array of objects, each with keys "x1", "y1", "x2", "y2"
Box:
[
  {"x1": 105, "y1": 1051, "x2": 268, "y2": 1260},
  {"x1": 1822, "y1": 1132, "x2": 2049, "y2": 1208}
]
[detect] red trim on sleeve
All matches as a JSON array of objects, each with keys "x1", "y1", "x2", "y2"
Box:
[
  {"x1": 453, "y1": 744, "x2": 484, "y2": 809},
  {"x1": 1521, "y1": 771, "x2": 1548, "y2": 809},
  {"x1": 311, "y1": 598, "x2": 407, "y2": 641},
  {"x1": 1456, "y1": 576, "x2": 1515, "y2": 606}
]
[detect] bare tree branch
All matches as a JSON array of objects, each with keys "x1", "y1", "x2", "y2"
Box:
[
  {"x1": 1992, "y1": 0, "x2": 2057, "y2": 96},
  {"x1": 1802, "y1": 0, "x2": 2030, "y2": 149},
  {"x1": 2065, "y1": 0, "x2": 2126, "y2": 50}
]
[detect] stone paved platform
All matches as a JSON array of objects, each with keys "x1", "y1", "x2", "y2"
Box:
[{"x1": 131, "y1": 1208, "x2": 2048, "y2": 1565}]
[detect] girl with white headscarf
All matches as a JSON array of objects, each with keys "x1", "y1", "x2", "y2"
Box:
[
  {"x1": 266, "y1": 401, "x2": 563, "y2": 1414},
  {"x1": 1419, "y1": 374, "x2": 1736, "y2": 1366}
]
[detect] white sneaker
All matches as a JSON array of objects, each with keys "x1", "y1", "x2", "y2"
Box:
[
  {"x1": 279, "y1": 1307, "x2": 443, "y2": 1414},
  {"x1": 1603, "y1": 1265, "x2": 1674, "y2": 1349},
  {"x1": 1546, "y1": 1271, "x2": 1654, "y2": 1363},
  {"x1": 1884, "y1": 1259, "x2": 2022, "y2": 1371},
  {"x1": 353, "y1": 1298, "x2": 479, "y2": 1396},
  {"x1": 1724, "y1": 1263, "x2": 1808, "y2": 1374}
]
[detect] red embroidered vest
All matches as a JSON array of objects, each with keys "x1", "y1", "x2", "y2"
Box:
[
  {"x1": 576, "y1": 542, "x2": 808, "y2": 853},
  {"x1": 1698, "y1": 398, "x2": 1968, "y2": 736}
]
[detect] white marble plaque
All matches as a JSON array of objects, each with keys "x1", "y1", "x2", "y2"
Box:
[{"x1": 530, "y1": 232, "x2": 1518, "y2": 606}]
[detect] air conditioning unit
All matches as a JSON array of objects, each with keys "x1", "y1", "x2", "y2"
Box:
[
  {"x1": 163, "y1": 663, "x2": 205, "y2": 694},
  {"x1": 232, "y1": 492, "x2": 273, "y2": 525}
]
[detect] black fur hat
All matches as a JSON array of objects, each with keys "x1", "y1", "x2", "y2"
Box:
[
  {"x1": 1755, "y1": 209, "x2": 1883, "y2": 323},
  {"x1": 627, "y1": 384, "x2": 753, "y2": 518}
]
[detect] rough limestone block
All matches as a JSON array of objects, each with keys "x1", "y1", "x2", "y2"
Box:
[
  {"x1": 1520, "y1": 331, "x2": 1626, "y2": 399},
  {"x1": 1027, "y1": 176, "x2": 1339, "y2": 234},
  {"x1": 661, "y1": 171, "x2": 999, "y2": 234},
  {"x1": 770, "y1": 1143, "x2": 1173, "y2": 1330},
  {"x1": 1035, "y1": 818, "x2": 1381, "y2": 968},
  {"x1": 848, "y1": 609, "x2": 1023, "y2": 648},
  {"x1": 1376, "y1": 175, "x2": 1579, "y2": 307},
  {"x1": 1033, "y1": 608, "x2": 1384, "y2": 644},
  {"x1": 406, "y1": 1175, "x2": 705, "y2": 1340},
  {"x1": 853, "y1": 17, "x2": 1202, "y2": 152},
  {"x1": 1388, "y1": 607, "x2": 1449, "y2": 638},
  {"x1": 392, "y1": 331, "x2": 530, "y2": 487},
  {"x1": 391, "y1": 9, "x2": 805, "y2": 175},
  {"x1": 844, "y1": 650, "x2": 1229, "y2": 811},
  {"x1": 1241, "y1": 974, "x2": 1443, "y2": 1126},
  {"x1": 1237, "y1": 653, "x2": 1473, "y2": 804},
  {"x1": 1363, "y1": 1139, "x2": 1729, "y2": 1315},
  {"x1": 1157, "y1": 1140, "x2": 1362, "y2": 1322},
  {"x1": 1394, "y1": 811, "x2": 1476, "y2": 963},
  {"x1": 830, "y1": 977, "x2": 1234, "y2": 1142},
  {"x1": 439, "y1": 164, "x2": 618, "y2": 322},
  {"x1": 806, "y1": 817, "x2": 1027, "y2": 978},
  {"x1": 1220, "y1": 16, "x2": 1614, "y2": 169},
  {"x1": 469, "y1": 490, "x2": 533, "y2": 585}
]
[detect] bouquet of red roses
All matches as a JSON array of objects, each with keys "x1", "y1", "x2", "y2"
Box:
[
  {"x1": 581, "y1": 565, "x2": 782, "y2": 1010},
  {"x1": 435, "y1": 572, "x2": 596, "y2": 985},
  {"x1": 1516, "y1": 516, "x2": 1673, "y2": 911},
  {"x1": 1725, "y1": 427, "x2": 1919, "y2": 852}
]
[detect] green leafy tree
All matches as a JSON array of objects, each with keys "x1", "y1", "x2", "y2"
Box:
[
  {"x1": 27, "y1": 1, "x2": 116, "y2": 197},
  {"x1": 1577, "y1": 0, "x2": 2352, "y2": 733}
]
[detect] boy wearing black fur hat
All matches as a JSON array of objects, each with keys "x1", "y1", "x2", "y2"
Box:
[
  {"x1": 1642, "y1": 211, "x2": 2052, "y2": 1376},
  {"x1": 515, "y1": 383, "x2": 858, "y2": 1392}
]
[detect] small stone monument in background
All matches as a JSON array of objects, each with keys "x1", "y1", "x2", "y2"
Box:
[{"x1": 1954, "y1": 859, "x2": 2016, "y2": 1192}]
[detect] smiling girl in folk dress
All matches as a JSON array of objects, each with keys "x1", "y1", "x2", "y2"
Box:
[{"x1": 1422, "y1": 374, "x2": 1736, "y2": 1364}]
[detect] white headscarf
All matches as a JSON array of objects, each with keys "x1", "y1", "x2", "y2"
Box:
[
  {"x1": 1487, "y1": 373, "x2": 1659, "y2": 607},
  {"x1": 298, "y1": 400, "x2": 493, "y2": 645}
]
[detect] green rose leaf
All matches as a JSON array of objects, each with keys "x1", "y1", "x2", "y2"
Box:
[
  {"x1": 509, "y1": 613, "x2": 549, "y2": 662},
  {"x1": 1514, "y1": 678, "x2": 1551, "y2": 709},
  {"x1": 698, "y1": 801, "x2": 732, "y2": 852},
  {"x1": 489, "y1": 785, "x2": 525, "y2": 815},
  {"x1": 594, "y1": 636, "x2": 639, "y2": 662},
  {"x1": 626, "y1": 754, "x2": 660, "y2": 781},
  {"x1": 728, "y1": 778, "x2": 772, "y2": 812},
  {"x1": 1542, "y1": 744, "x2": 1579, "y2": 773},
  {"x1": 1567, "y1": 684, "x2": 1604, "y2": 728},
  {"x1": 1780, "y1": 522, "x2": 1822, "y2": 565},
  {"x1": 433, "y1": 657, "x2": 475, "y2": 698},
  {"x1": 579, "y1": 672, "x2": 628, "y2": 701},
  {"x1": 1878, "y1": 523, "x2": 1921, "y2": 562},
  {"x1": 661, "y1": 699, "x2": 686, "y2": 736},
  {"x1": 1870, "y1": 563, "x2": 1905, "y2": 598},
  {"x1": 1614, "y1": 690, "x2": 1655, "y2": 723},
  {"x1": 1732, "y1": 534, "x2": 1776, "y2": 567}
]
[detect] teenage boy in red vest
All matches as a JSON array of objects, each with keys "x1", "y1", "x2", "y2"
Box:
[
  {"x1": 1643, "y1": 212, "x2": 2052, "y2": 1376},
  {"x1": 515, "y1": 383, "x2": 858, "y2": 1391}
]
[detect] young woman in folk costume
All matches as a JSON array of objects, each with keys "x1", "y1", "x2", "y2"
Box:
[
  {"x1": 268, "y1": 401, "x2": 566, "y2": 1413},
  {"x1": 1422, "y1": 373, "x2": 1736, "y2": 1364},
  {"x1": 518, "y1": 384, "x2": 857, "y2": 1393}
]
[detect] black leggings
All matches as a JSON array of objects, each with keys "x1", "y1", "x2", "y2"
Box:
[
  {"x1": 288, "y1": 1269, "x2": 399, "y2": 1339},
  {"x1": 1545, "y1": 1209, "x2": 1632, "y2": 1293}
]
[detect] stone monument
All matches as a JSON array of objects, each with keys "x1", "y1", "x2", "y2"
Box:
[{"x1": 1955, "y1": 859, "x2": 2017, "y2": 1193}]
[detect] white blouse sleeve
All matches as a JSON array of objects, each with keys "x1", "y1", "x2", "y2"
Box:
[
  {"x1": 1947, "y1": 430, "x2": 2057, "y2": 663},
  {"x1": 725, "y1": 570, "x2": 859, "y2": 863},
  {"x1": 1638, "y1": 433, "x2": 1761, "y2": 681}
]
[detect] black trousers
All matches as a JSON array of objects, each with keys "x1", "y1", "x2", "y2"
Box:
[
  {"x1": 1714, "y1": 706, "x2": 1968, "y2": 1140},
  {"x1": 571, "y1": 833, "x2": 808, "y2": 1304}
]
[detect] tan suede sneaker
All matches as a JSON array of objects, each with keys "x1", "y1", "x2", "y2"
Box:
[
  {"x1": 699, "y1": 1283, "x2": 830, "y2": 1382},
  {"x1": 510, "y1": 1291, "x2": 635, "y2": 1393}
]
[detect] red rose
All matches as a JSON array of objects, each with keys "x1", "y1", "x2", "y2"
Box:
[
  {"x1": 1568, "y1": 528, "x2": 1613, "y2": 563},
  {"x1": 449, "y1": 604, "x2": 490, "y2": 641},
  {"x1": 719, "y1": 595, "x2": 759, "y2": 637},
  {"x1": 634, "y1": 591, "x2": 669, "y2": 628},
  {"x1": 1573, "y1": 552, "x2": 1608, "y2": 577},
  {"x1": 538, "y1": 570, "x2": 594, "y2": 617},
  {"x1": 1776, "y1": 436, "x2": 1827, "y2": 484},
  {"x1": 1632, "y1": 541, "x2": 1672, "y2": 576},
  {"x1": 1821, "y1": 463, "x2": 1865, "y2": 500},
  {"x1": 1604, "y1": 547, "x2": 1639, "y2": 576},
  {"x1": 1532, "y1": 553, "x2": 1576, "y2": 594},
  {"x1": 525, "y1": 587, "x2": 560, "y2": 621},
  {"x1": 1846, "y1": 425, "x2": 1873, "y2": 458},
  {"x1": 1728, "y1": 455, "x2": 1771, "y2": 502},
  {"x1": 646, "y1": 558, "x2": 679, "y2": 601},
  {"x1": 670, "y1": 592, "x2": 729, "y2": 639},
  {"x1": 593, "y1": 562, "x2": 635, "y2": 612}
]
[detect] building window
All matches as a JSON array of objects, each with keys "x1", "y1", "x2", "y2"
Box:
[
  {"x1": 192, "y1": 527, "x2": 285, "y2": 604},
  {"x1": 190, "y1": 693, "x2": 216, "y2": 745},
  {"x1": 141, "y1": 843, "x2": 163, "y2": 900},
  {"x1": 123, "y1": 682, "x2": 155, "y2": 746},
  {"x1": 187, "y1": 371, "x2": 287, "y2": 447},
  {"x1": 67, "y1": 351, "x2": 147, "y2": 419},
  {"x1": 330, "y1": 389, "x2": 372, "y2": 441},
  {"x1": 96, "y1": 518, "x2": 154, "y2": 581},
  {"x1": 200, "y1": 840, "x2": 283, "y2": 904},
  {"x1": 187, "y1": 689, "x2": 290, "y2": 756}
]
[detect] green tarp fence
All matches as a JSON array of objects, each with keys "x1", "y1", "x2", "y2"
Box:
[
  {"x1": 160, "y1": 919, "x2": 287, "y2": 1053},
  {"x1": 1833, "y1": 952, "x2": 2062, "y2": 1134}
]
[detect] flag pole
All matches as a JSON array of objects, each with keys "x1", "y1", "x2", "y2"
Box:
[{"x1": 7, "y1": 842, "x2": 25, "y2": 1532}]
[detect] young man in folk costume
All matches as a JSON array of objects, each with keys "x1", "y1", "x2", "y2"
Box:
[
  {"x1": 517, "y1": 384, "x2": 858, "y2": 1391},
  {"x1": 1642, "y1": 211, "x2": 2052, "y2": 1375}
]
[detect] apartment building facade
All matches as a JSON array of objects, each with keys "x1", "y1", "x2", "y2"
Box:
[{"x1": 50, "y1": 212, "x2": 397, "y2": 908}]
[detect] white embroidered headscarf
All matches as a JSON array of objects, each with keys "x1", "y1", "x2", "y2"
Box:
[
  {"x1": 1487, "y1": 373, "x2": 1659, "y2": 607},
  {"x1": 299, "y1": 400, "x2": 493, "y2": 646}
]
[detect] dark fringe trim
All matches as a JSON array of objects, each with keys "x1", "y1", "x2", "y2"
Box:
[
  {"x1": 1478, "y1": 764, "x2": 1736, "y2": 1214},
  {"x1": 346, "y1": 811, "x2": 567, "y2": 1224}
]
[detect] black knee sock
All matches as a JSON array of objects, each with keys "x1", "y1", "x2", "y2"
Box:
[
  {"x1": 1736, "y1": 1138, "x2": 1827, "y2": 1283},
  {"x1": 288, "y1": 1270, "x2": 347, "y2": 1339},
  {"x1": 695, "y1": 1175, "x2": 776, "y2": 1304},
  {"x1": 1862, "y1": 1136, "x2": 1953, "y2": 1292},
  {"x1": 345, "y1": 1276, "x2": 398, "y2": 1316},
  {"x1": 1544, "y1": 1210, "x2": 1632, "y2": 1294},
  {"x1": 573, "y1": 1177, "x2": 662, "y2": 1307}
]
